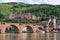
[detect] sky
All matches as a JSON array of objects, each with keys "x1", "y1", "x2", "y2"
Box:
[{"x1": 0, "y1": 0, "x2": 60, "y2": 5}]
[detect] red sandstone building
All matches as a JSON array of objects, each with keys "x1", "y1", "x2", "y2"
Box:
[{"x1": 8, "y1": 12, "x2": 40, "y2": 20}]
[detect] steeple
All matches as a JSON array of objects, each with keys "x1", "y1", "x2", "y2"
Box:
[{"x1": 48, "y1": 15, "x2": 57, "y2": 29}]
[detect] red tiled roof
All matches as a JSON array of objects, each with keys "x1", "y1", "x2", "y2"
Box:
[{"x1": 37, "y1": 21, "x2": 48, "y2": 26}]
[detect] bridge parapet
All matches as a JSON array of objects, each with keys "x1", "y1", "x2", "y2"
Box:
[{"x1": 0, "y1": 22, "x2": 48, "y2": 33}]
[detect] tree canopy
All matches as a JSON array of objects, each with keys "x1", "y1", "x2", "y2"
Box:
[{"x1": 0, "y1": 2, "x2": 60, "y2": 23}]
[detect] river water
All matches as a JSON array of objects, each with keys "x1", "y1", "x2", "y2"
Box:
[{"x1": 0, "y1": 33, "x2": 60, "y2": 40}]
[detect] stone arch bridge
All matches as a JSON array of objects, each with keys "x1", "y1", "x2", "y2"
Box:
[{"x1": 0, "y1": 22, "x2": 49, "y2": 33}]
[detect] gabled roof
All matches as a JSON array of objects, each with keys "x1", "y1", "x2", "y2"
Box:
[{"x1": 37, "y1": 21, "x2": 48, "y2": 26}]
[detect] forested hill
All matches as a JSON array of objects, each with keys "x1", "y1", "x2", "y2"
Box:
[{"x1": 0, "y1": 2, "x2": 60, "y2": 23}]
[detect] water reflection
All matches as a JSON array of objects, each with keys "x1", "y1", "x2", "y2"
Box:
[{"x1": 0, "y1": 33, "x2": 60, "y2": 40}]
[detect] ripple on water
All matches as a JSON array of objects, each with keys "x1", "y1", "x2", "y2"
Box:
[{"x1": 0, "y1": 33, "x2": 60, "y2": 40}]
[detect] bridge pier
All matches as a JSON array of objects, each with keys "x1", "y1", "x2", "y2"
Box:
[
  {"x1": 19, "y1": 28, "x2": 23, "y2": 33},
  {"x1": 33, "y1": 28, "x2": 37, "y2": 33},
  {"x1": 45, "y1": 26, "x2": 49, "y2": 33}
]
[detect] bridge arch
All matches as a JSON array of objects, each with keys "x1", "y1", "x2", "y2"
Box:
[
  {"x1": 5, "y1": 25, "x2": 19, "y2": 33},
  {"x1": 22, "y1": 25, "x2": 33, "y2": 33},
  {"x1": 36, "y1": 26, "x2": 45, "y2": 33}
]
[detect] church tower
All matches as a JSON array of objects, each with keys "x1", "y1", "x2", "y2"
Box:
[{"x1": 48, "y1": 15, "x2": 57, "y2": 31}]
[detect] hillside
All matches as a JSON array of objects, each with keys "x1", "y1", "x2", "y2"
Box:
[{"x1": 0, "y1": 2, "x2": 60, "y2": 23}]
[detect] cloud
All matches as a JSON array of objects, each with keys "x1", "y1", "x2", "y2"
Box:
[
  {"x1": 0, "y1": 0, "x2": 19, "y2": 2},
  {"x1": 28, "y1": 0, "x2": 60, "y2": 5},
  {"x1": 0, "y1": 0, "x2": 47, "y2": 4},
  {"x1": 18, "y1": 0, "x2": 29, "y2": 3},
  {"x1": 46, "y1": 0, "x2": 60, "y2": 5},
  {"x1": 28, "y1": 0, "x2": 47, "y2": 4},
  {"x1": 0, "y1": 0, "x2": 60, "y2": 5}
]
